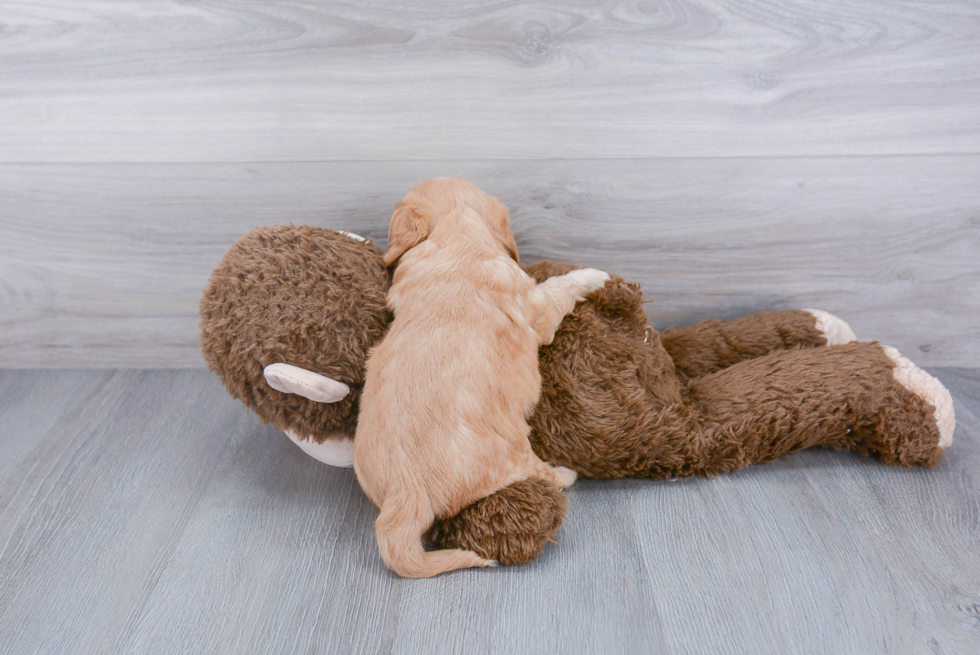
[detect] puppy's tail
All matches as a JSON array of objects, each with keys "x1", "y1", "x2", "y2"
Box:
[{"x1": 375, "y1": 492, "x2": 496, "y2": 578}]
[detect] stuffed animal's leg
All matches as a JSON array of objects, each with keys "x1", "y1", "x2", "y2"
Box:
[
  {"x1": 683, "y1": 342, "x2": 954, "y2": 472},
  {"x1": 662, "y1": 310, "x2": 856, "y2": 381}
]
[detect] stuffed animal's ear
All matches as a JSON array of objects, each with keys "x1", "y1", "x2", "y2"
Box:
[
  {"x1": 263, "y1": 363, "x2": 351, "y2": 403},
  {"x1": 384, "y1": 202, "x2": 432, "y2": 267}
]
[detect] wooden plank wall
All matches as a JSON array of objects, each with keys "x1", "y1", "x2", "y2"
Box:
[{"x1": 1, "y1": 1, "x2": 978, "y2": 367}]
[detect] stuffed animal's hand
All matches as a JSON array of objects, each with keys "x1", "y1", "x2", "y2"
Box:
[{"x1": 263, "y1": 363, "x2": 356, "y2": 468}]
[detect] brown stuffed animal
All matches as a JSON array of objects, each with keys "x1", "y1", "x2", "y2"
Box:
[{"x1": 201, "y1": 225, "x2": 955, "y2": 567}]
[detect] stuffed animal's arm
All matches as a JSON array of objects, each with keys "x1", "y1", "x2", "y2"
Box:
[
  {"x1": 661, "y1": 309, "x2": 856, "y2": 382},
  {"x1": 263, "y1": 363, "x2": 355, "y2": 468}
]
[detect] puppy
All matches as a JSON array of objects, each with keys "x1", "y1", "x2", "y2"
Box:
[{"x1": 354, "y1": 178, "x2": 609, "y2": 578}]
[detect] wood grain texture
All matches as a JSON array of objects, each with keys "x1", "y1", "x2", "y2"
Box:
[
  {"x1": 2, "y1": 157, "x2": 977, "y2": 367},
  {"x1": 0, "y1": 368, "x2": 977, "y2": 654},
  {"x1": 1, "y1": 0, "x2": 979, "y2": 162}
]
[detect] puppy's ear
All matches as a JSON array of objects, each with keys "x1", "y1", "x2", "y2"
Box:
[
  {"x1": 499, "y1": 229, "x2": 519, "y2": 263},
  {"x1": 502, "y1": 231, "x2": 519, "y2": 263},
  {"x1": 491, "y1": 201, "x2": 519, "y2": 263},
  {"x1": 384, "y1": 202, "x2": 432, "y2": 267}
]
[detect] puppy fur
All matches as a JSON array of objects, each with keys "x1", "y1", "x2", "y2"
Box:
[{"x1": 353, "y1": 178, "x2": 608, "y2": 578}]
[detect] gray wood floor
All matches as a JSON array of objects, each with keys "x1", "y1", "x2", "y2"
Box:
[
  {"x1": 1, "y1": 368, "x2": 978, "y2": 654},
  {"x1": 2, "y1": 1, "x2": 978, "y2": 367}
]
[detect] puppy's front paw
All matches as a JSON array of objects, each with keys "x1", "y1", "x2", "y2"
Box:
[
  {"x1": 551, "y1": 466, "x2": 578, "y2": 488},
  {"x1": 567, "y1": 268, "x2": 611, "y2": 294}
]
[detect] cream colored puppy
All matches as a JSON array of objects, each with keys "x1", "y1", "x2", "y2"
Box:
[{"x1": 354, "y1": 178, "x2": 609, "y2": 578}]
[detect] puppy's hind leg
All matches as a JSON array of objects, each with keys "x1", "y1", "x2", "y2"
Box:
[
  {"x1": 529, "y1": 268, "x2": 610, "y2": 345},
  {"x1": 375, "y1": 492, "x2": 496, "y2": 578}
]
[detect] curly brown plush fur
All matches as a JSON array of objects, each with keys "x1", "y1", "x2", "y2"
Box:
[
  {"x1": 424, "y1": 477, "x2": 567, "y2": 565},
  {"x1": 661, "y1": 310, "x2": 827, "y2": 382},
  {"x1": 201, "y1": 226, "x2": 950, "y2": 568},
  {"x1": 200, "y1": 226, "x2": 390, "y2": 440},
  {"x1": 686, "y1": 342, "x2": 943, "y2": 469}
]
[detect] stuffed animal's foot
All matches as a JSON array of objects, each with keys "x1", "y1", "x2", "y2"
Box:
[
  {"x1": 882, "y1": 346, "x2": 955, "y2": 448},
  {"x1": 804, "y1": 309, "x2": 857, "y2": 345}
]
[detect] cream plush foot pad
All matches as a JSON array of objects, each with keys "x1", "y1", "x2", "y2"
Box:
[
  {"x1": 804, "y1": 309, "x2": 857, "y2": 345},
  {"x1": 882, "y1": 346, "x2": 956, "y2": 448}
]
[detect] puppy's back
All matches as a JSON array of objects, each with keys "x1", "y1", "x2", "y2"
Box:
[{"x1": 355, "y1": 252, "x2": 541, "y2": 512}]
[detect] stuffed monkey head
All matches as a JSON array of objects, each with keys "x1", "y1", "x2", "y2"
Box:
[{"x1": 200, "y1": 225, "x2": 391, "y2": 457}]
